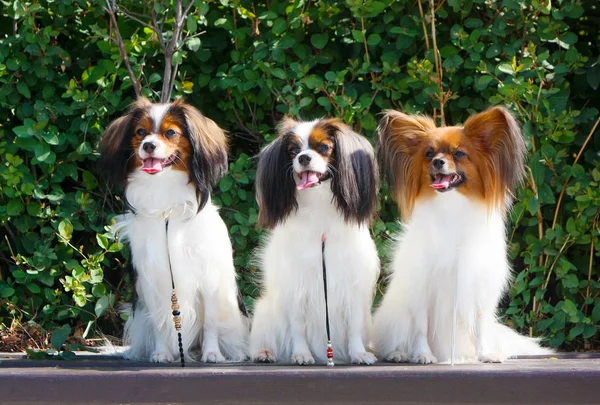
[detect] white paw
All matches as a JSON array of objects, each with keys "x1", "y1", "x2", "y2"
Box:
[
  {"x1": 385, "y1": 351, "x2": 409, "y2": 363},
  {"x1": 351, "y1": 351, "x2": 377, "y2": 365},
  {"x1": 150, "y1": 351, "x2": 174, "y2": 363},
  {"x1": 291, "y1": 352, "x2": 315, "y2": 365},
  {"x1": 253, "y1": 348, "x2": 276, "y2": 363},
  {"x1": 202, "y1": 351, "x2": 226, "y2": 363},
  {"x1": 411, "y1": 351, "x2": 437, "y2": 364},
  {"x1": 479, "y1": 352, "x2": 505, "y2": 363}
]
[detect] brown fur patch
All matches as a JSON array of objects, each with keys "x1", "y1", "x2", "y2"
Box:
[
  {"x1": 308, "y1": 125, "x2": 335, "y2": 164},
  {"x1": 158, "y1": 115, "x2": 191, "y2": 173}
]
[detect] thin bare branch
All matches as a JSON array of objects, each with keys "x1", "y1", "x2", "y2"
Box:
[
  {"x1": 149, "y1": 1, "x2": 166, "y2": 51},
  {"x1": 417, "y1": 0, "x2": 431, "y2": 50},
  {"x1": 119, "y1": 7, "x2": 155, "y2": 31},
  {"x1": 184, "y1": 0, "x2": 195, "y2": 17},
  {"x1": 105, "y1": 2, "x2": 142, "y2": 99},
  {"x1": 429, "y1": 0, "x2": 445, "y2": 126}
]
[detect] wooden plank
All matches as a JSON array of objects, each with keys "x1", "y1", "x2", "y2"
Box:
[{"x1": 1, "y1": 354, "x2": 598, "y2": 405}]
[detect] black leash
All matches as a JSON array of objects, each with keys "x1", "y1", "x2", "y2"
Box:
[
  {"x1": 321, "y1": 235, "x2": 334, "y2": 367},
  {"x1": 165, "y1": 219, "x2": 185, "y2": 367}
]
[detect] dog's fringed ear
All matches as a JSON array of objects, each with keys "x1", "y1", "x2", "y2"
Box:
[
  {"x1": 376, "y1": 110, "x2": 435, "y2": 221},
  {"x1": 173, "y1": 100, "x2": 229, "y2": 211},
  {"x1": 98, "y1": 97, "x2": 153, "y2": 189},
  {"x1": 463, "y1": 106, "x2": 526, "y2": 200},
  {"x1": 256, "y1": 123, "x2": 299, "y2": 229},
  {"x1": 322, "y1": 119, "x2": 378, "y2": 225}
]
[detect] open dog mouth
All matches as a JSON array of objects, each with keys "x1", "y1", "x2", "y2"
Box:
[
  {"x1": 296, "y1": 171, "x2": 330, "y2": 191},
  {"x1": 141, "y1": 153, "x2": 178, "y2": 174},
  {"x1": 430, "y1": 173, "x2": 464, "y2": 192}
]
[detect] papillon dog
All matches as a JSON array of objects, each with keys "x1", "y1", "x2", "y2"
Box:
[
  {"x1": 249, "y1": 118, "x2": 380, "y2": 365},
  {"x1": 373, "y1": 106, "x2": 553, "y2": 364},
  {"x1": 99, "y1": 97, "x2": 248, "y2": 363}
]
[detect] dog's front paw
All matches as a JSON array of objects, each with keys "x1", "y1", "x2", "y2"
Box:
[
  {"x1": 253, "y1": 348, "x2": 276, "y2": 363},
  {"x1": 202, "y1": 351, "x2": 226, "y2": 363},
  {"x1": 411, "y1": 351, "x2": 437, "y2": 364},
  {"x1": 385, "y1": 351, "x2": 409, "y2": 363},
  {"x1": 479, "y1": 352, "x2": 505, "y2": 363},
  {"x1": 150, "y1": 351, "x2": 174, "y2": 363},
  {"x1": 291, "y1": 352, "x2": 315, "y2": 365},
  {"x1": 351, "y1": 351, "x2": 377, "y2": 365}
]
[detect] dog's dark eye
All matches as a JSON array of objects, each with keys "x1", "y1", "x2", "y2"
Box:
[
  {"x1": 289, "y1": 147, "x2": 300, "y2": 157},
  {"x1": 164, "y1": 129, "x2": 176, "y2": 138},
  {"x1": 136, "y1": 128, "x2": 147, "y2": 137},
  {"x1": 453, "y1": 150, "x2": 466, "y2": 159},
  {"x1": 317, "y1": 144, "x2": 330, "y2": 154},
  {"x1": 425, "y1": 149, "x2": 435, "y2": 159}
]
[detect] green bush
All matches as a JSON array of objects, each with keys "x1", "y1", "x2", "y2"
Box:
[{"x1": 1, "y1": 0, "x2": 598, "y2": 351}]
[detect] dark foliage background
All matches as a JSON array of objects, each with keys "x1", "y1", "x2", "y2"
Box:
[{"x1": 1, "y1": 0, "x2": 599, "y2": 351}]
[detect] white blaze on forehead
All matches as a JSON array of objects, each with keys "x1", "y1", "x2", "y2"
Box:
[
  {"x1": 149, "y1": 103, "x2": 171, "y2": 133},
  {"x1": 292, "y1": 120, "x2": 320, "y2": 150}
]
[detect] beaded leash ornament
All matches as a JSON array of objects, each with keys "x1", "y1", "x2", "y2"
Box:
[
  {"x1": 321, "y1": 235, "x2": 334, "y2": 367},
  {"x1": 165, "y1": 219, "x2": 185, "y2": 367}
]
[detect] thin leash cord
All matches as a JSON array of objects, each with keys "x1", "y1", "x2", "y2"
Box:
[
  {"x1": 450, "y1": 264, "x2": 458, "y2": 366},
  {"x1": 165, "y1": 219, "x2": 185, "y2": 367},
  {"x1": 321, "y1": 236, "x2": 334, "y2": 367}
]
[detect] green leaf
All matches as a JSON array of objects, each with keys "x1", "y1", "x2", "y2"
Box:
[
  {"x1": 568, "y1": 324, "x2": 584, "y2": 339},
  {"x1": 26, "y1": 283, "x2": 41, "y2": 294},
  {"x1": 58, "y1": 219, "x2": 73, "y2": 241},
  {"x1": 367, "y1": 34, "x2": 382, "y2": 46},
  {"x1": 186, "y1": 37, "x2": 201, "y2": 52},
  {"x1": 592, "y1": 303, "x2": 600, "y2": 323},
  {"x1": 498, "y1": 63, "x2": 515, "y2": 76},
  {"x1": 34, "y1": 142, "x2": 54, "y2": 163},
  {"x1": 220, "y1": 176, "x2": 234, "y2": 192},
  {"x1": 561, "y1": 299, "x2": 578, "y2": 316},
  {"x1": 485, "y1": 44, "x2": 501, "y2": 58},
  {"x1": 13, "y1": 124, "x2": 33, "y2": 138},
  {"x1": 92, "y1": 283, "x2": 106, "y2": 298},
  {"x1": 303, "y1": 75, "x2": 323, "y2": 89},
  {"x1": 271, "y1": 68, "x2": 287, "y2": 80},
  {"x1": 6, "y1": 199, "x2": 24, "y2": 216},
  {"x1": 587, "y1": 66, "x2": 600, "y2": 90},
  {"x1": 272, "y1": 18, "x2": 286, "y2": 35},
  {"x1": 560, "y1": 32, "x2": 578, "y2": 46},
  {"x1": 17, "y1": 81, "x2": 31, "y2": 98},
  {"x1": 95, "y1": 295, "x2": 110, "y2": 317},
  {"x1": 276, "y1": 36, "x2": 296, "y2": 49},
  {"x1": 311, "y1": 33, "x2": 329, "y2": 50},
  {"x1": 352, "y1": 30, "x2": 365, "y2": 43},
  {"x1": 51, "y1": 325, "x2": 71, "y2": 351},
  {"x1": 0, "y1": 287, "x2": 15, "y2": 298},
  {"x1": 187, "y1": 16, "x2": 198, "y2": 33},
  {"x1": 96, "y1": 234, "x2": 109, "y2": 250},
  {"x1": 172, "y1": 51, "x2": 183, "y2": 65}
]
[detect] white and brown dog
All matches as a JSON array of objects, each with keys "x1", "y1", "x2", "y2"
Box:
[
  {"x1": 249, "y1": 118, "x2": 380, "y2": 365},
  {"x1": 99, "y1": 98, "x2": 248, "y2": 363}
]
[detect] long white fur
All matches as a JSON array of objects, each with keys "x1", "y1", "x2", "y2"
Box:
[
  {"x1": 373, "y1": 190, "x2": 553, "y2": 364},
  {"x1": 249, "y1": 121, "x2": 380, "y2": 365},
  {"x1": 113, "y1": 107, "x2": 248, "y2": 363}
]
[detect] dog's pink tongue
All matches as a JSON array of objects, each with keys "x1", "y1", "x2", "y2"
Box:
[
  {"x1": 296, "y1": 171, "x2": 320, "y2": 191},
  {"x1": 141, "y1": 158, "x2": 163, "y2": 174},
  {"x1": 430, "y1": 175, "x2": 452, "y2": 189}
]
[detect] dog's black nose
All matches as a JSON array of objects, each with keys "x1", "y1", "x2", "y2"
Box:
[
  {"x1": 298, "y1": 154, "x2": 312, "y2": 166},
  {"x1": 432, "y1": 158, "x2": 445, "y2": 169},
  {"x1": 143, "y1": 142, "x2": 156, "y2": 153}
]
